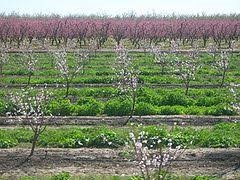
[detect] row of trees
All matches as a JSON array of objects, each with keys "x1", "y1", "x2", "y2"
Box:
[
  {"x1": 0, "y1": 42, "x2": 233, "y2": 98},
  {"x1": 0, "y1": 17, "x2": 239, "y2": 48}
]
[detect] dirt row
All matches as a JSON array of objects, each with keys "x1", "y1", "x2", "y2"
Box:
[
  {"x1": 0, "y1": 115, "x2": 239, "y2": 126},
  {"x1": 0, "y1": 148, "x2": 239, "y2": 178}
]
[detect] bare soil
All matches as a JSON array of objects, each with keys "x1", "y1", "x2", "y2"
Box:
[{"x1": 0, "y1": 148, "x2": 240, "y2": 179}]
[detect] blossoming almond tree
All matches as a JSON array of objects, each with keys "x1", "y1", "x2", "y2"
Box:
[
  {"x1": 208, "y1": 43, "x2": 218, "y2": 60},
  {"x1": 53, "y1": 49, "x2": 89, "y2": 98},
  {"x1": 73, "y1": 49, "x2": 89, "y2": 75},
  {"x1": 170, "y1": 40, "x2": 180, "y2": 54},
  {"x1": 9, "y1": 87, "x2": 53, "y2": 160},
  {"x1": 130, "y1": 131, "x2": 184, "y2": 180},
  {"x1": 172, "y1": 44, "x2": 200, "y2": 95},
  {"x1": 114, "y1": 45, "x2": 139, "y2": 124},
  {"x1": 20, "y1": 50, "x2": 38, "y2": 86},
  {"x1": 0, "y1": 45, "x2": 9, "y2": 76},
  {"x1": 151, "y1": 45, "x2": 170, "y2": 75},
  {"x1": 212, "y1": 51, "x2": 230, "y2": 87}
]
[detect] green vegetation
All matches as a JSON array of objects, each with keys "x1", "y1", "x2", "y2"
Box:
[
  {"x1": 0, "y1": 87, "x2": 238, "y2": 116},
  {"x1": 0, "y1": 52, "x2": 239, "y2": 116},
  {"x1": 1, "y1": 52, "x2": 240, "y2": 85},
  {"x1": 0, "y1": 123, "x2": 239, "y2": 149}
]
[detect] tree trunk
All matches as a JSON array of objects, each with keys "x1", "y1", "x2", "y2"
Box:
[
  {"x1": 27, "y1": 73, "x2": 32, "y2": 86},
  {"x1": 185, "y1": 82, "x2": 190, "y2": 95},
  {"x1": 65, "y1": 80, "x2": 70, "y2": 98},
  {"x1": 220, "y1": 70, "x2": 226, "y2": 87},
  {"x1": 28, "y1": 131, "x2": 39, "y2": 158},
  {"x1": 0, "y1": 62, "x2": 3, "y2": 76},
  {"x1": 161, "y1": 65, "x2": 165, "y2": 75},
  {"x1": 130, "y1": 92, "x2": 136, "y2": 119}
]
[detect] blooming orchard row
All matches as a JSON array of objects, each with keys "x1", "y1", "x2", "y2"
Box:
[
  {"x1": 0, "y1": 42, "x2": 233, "y2": 96},
  {"x1": 0, "y1": 16, "x2": 239, "y2": 48}
]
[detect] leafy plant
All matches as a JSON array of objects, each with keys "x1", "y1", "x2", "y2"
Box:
[
  {"x1": 134, "y1": 102, "x2": 157, "y2": 116},
  {"x1": 104, "y1": 98, "x2": 132, "y2": 116},
  {"x1": 51, "y1": 171, "x2": 71, "y2": 180},
  {"x1": 49, "y1": 99, "x2": 74, "y2": 116}
]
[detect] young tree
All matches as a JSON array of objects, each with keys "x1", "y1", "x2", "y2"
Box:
[
  {"x1": 207, "y1": 43, "x2": 218, "y2": 60},
  {"x1": 151, "y1": 45, "x2": 170, "y2": 74},
  {"x1": 0, "y1": 45, "x2": 8, "y2": 76},
  {"x1": 172, "y1": 44, "x2": 200, "y2": 95},
  {"x1": 9, "y1": 87, "x2": 52, "y2": 160},
  {"x1": 111, "y1": 20, "x2": 128, "y2": 46},
  {"x1": 170, "y1": 39, "x2": 180, "y2": 54},
  {"x1": 174, "y1": 59, "x2": 198, "y2": 95},
  {"x1": 213, "y1": 51, "x2": 230, "y2": 87},
  {"x1": 53, "y1": 49, "x2": 88, "y2": 98},
  {"x1": 21, "y1": 50, "x2": 38, "y2": 86},
  {"x1": 114, "y1": 45, "x2": 139, "y2": 124},
  {"x1": 73, "y1": 49, "x2": 90, "y2": 75},
  {"x1": 188, "y1": 43, "x2": 199, "y2": 60},
  {"x1": 129, "y1": 130, "x2": 184, "y2": 180},
  {"x1": 88, "y1": 39, "x2": 98, "y2": 57}
]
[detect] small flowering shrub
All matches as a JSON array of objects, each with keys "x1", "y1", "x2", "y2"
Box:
[
  {"x1": 141, "y1": 126, "x2": 169, "y2": 149},
  {"x1": 91, "y1": 129, "x2": 125, "y2": 148},
  {"x1": 130, "y1": 130, "x2": 184, "y2": 180},
  {"x1": 170, "y1": 127, "x2": 196, "y2": 147}
]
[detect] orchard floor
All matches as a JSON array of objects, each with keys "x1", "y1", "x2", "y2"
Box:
[{"x1": 0, "y1": 148, "x2": 240, "y2": 179}]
